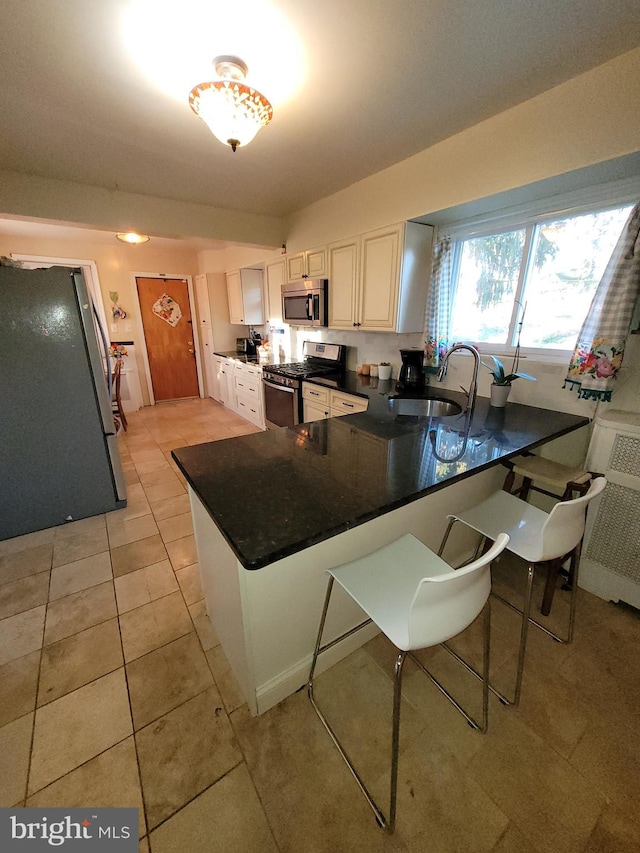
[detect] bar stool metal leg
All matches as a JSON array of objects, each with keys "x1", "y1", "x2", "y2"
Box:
[
  {"x1": 307, "y1": 575, "x2": 493, "y2": 832},
  {"x1": 307, "y1": 576, "x2": 397, "y2": 831}
]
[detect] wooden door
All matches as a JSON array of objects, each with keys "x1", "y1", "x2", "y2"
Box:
[{"x1": 136, "y1": 277, "x2": 200, "y2": 402}]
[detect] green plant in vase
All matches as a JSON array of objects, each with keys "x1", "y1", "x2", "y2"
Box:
[
  {"x1": 482, "y1": 355, "x2": 536, "y2": 386},
  {"x1": 482, "y1": 300, "x2": 537, "y2": 406}
]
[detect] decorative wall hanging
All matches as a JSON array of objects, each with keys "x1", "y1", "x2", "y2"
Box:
[
  {"x1": 109, "y1": 291, "x2": 127, "y2": 320},
  {"x1": 152, "y1": 293, "x2": 182, "y2": 327}
]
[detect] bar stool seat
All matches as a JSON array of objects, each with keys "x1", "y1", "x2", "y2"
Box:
[
  {"x1": 307, "y1": 531, "x2": 509, "y2": 833},
  {"x1": 503, "y1": 453, "x2": 592, "y2": 501}
]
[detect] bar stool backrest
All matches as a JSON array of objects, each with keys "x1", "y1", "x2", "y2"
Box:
[
  {"x1": 408, "y1": 533, "x2": 509, "y2": 650},
  {"x1": 539, "y1": 476, "x2": 607, "y2": 561}
]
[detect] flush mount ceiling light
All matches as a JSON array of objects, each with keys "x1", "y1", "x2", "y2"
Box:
[
  {"x1": 116, "y1": 232, "x2": 150, "y2": 244},
  {"x1": 189, "y1": 55, "x2": 273, "y2": 152}
]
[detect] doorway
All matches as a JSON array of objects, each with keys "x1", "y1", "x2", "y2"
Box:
[{"x1": 135, "y1": 276, "x2": 200, "y2": 402}]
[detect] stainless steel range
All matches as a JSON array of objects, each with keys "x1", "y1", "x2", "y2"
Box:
[{"x1": 262, "y1": 341, "x2": 346, "y2": 429}]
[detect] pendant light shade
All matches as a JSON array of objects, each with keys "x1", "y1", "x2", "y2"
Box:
[{"x1": 189, "y1": 56, "x2": 273, "y2": 152}]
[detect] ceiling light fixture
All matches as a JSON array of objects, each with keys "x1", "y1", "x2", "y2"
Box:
[
  {"x1": 116, "y1": 232, "x2": 150, "y2": 244},
  {"x1": 189, "y1": 55, "x2": 273, "y2": 152}
]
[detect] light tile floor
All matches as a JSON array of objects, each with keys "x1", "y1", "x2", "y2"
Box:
[{"x1": 1, "y1": 398, "x2": 639, "y2": 852}]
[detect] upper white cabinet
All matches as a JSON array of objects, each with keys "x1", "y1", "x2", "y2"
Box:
[
  {"x1": 328, "y1": 222, "x2": 433, "y2": 333},
  {"x1": 327, "y1": 238, "x2": 359, "y2": 330},
  {"x1": 226, "y1": 268, "x2": 265, "y2": 325},
  {"x1": 286, "y1": 246, "x2": 327, "y2": 282},
  {"x1": 265, "y1": 259, "x2": 285, "y2": 324}
]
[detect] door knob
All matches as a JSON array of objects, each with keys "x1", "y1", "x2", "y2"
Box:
[{"x1": 188, "y1": 348, "x2": 194, "y2": 353}]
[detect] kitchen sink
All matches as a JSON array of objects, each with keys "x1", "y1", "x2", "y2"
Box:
[{"x1": 388, "y1": 397, "x2": 463, "y2": 418}]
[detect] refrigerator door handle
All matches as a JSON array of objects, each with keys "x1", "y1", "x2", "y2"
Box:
[{"x1": 93, "y1": 299, "x2": 113, "y2": 403}]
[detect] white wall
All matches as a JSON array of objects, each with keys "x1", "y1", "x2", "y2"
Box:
[
  {"x1": 279, "y1": 47, "x2": 640, "y2": 433},
  {"x1": 0, "y1": 170, "x2": 285, "y2": 248},
  {"x1": 284, "y1": 48, "x2": 640, "y2": 250}
]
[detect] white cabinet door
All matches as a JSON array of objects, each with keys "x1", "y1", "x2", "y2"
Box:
[
  {"x1": 286, "y1": 253, "x2": 306, "y2": 282},
  {"x1": 306, "y1": 247, "x2": 327, "y2": 278},
  {"x1": 328, "y1": 239, "x2": 359, "y2": 330},
  {"x1": 265, "y1": 260, "x2": 285, "y2": 324},
  {"x1": 304, "y1": 399, "x2": 330, "y2": 422},
  {"x1": 201, "y1": 325, "x2": 217, "y2": 399},
  {"x1": 217, "y1": 357, "x2": 236, "y2": 408},
  {"x1": 226, "y1": 269, "x2": 264, "y2": 325},
  {"x1": 360, "y1": 224, "x2": 401, "y2": 332},
  {"x1": 328, "y1": 222, "x2": 433, "y2": 333},
  {"x1": 226, "y1": 271, "x2": 245, "y2": 324},
  {"x1": 213, "y1": 356, "x2": 225, "y2": 403},
  {"x1": 286, "y1": 247, "x2": 327, "y2": 281},
  {"x1": 194, "y1": 273, "x2": 213, "y2": 327}
]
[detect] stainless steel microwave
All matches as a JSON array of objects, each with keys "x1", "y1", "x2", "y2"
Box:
[{"x1": 281, "y1": 279, "x2": 328, "y2": 327}]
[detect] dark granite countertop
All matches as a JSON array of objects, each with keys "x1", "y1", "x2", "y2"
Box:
[{"x1": 172, "y1": 382, "x2": 590, "y2": 570}]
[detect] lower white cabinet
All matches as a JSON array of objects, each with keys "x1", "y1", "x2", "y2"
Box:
[
  {"x1": 233, "y1": 362, "x2": 265, "y2": 429},
  {"x1": 302, "y1": 383, "x2": 368, "y2": 422},
  {"x1": 200, "y1": 324, "x2": 217, "y2": 399},
  {"x1": 302, "y1": 384, "x2": 330, "y2": 421},
  {"x1": 214, "y1": 356, "x2": 235, "y2": 407}
]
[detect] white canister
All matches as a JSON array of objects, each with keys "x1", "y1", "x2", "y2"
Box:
[
  {"x1": 370, "y1": 364, "x2": 379, "y2": 377},
  {"x1": 378, "y1": 364, "x2": 392, "y2": 380}
]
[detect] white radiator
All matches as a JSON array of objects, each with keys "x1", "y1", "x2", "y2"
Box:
[{"x1": 580, "y1": 409, "x2": 640, "y2": 608}]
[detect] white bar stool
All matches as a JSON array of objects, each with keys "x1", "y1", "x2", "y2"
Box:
[
  {"x1": 307, "y1": 531, "x2": 509, "y2": 834},
  {"x1": 438, "y1": 477, "x2": 606, "y2": 707}
]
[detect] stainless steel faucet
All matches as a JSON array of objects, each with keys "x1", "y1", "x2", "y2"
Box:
[{"x1": 437, "y1": 344, "x2": 480, "y2": 412}]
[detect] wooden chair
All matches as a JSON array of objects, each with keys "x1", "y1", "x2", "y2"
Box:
[
  {"x1": 501, "y1": 453, "x2": 601, "y2": 615},
  {"x1": 112, "y1": 359, "x2": 127, "y2": 431},
  {"x1": 439, "y1": 477, "x2": 606, "y2": 705}
]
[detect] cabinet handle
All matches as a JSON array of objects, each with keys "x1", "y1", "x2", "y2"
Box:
[
  {"x1": 344, "y1": 402, "x2": 354, "y2": 408},
  {"x1": 353, "y1": 322, "x2": 361, "y2": 327}
]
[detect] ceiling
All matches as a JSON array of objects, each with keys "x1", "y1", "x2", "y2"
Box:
[{"x1": 1, "y1": 0, "x2": 640, "y2": 240}]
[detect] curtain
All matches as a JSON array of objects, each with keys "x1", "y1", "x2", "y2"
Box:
[
  {"x1": 424, "y1": 236, "x2": 453, "y2": 374},
  {"x1": 564, "y1": 203, "x2": 640, "y2": 402}
]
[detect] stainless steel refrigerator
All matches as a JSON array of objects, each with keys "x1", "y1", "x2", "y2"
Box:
[{"x1": 0, "y1": 264, "x2": 127, "y2": 540}]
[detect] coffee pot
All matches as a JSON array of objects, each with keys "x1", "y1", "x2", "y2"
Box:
[{"x1": 397, "y1": 348, "x2": 426, "y2": 392}]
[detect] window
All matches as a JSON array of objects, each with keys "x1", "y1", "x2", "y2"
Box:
[{"x1": 448, "y1": 203, "x2": 633, "y2": 356}]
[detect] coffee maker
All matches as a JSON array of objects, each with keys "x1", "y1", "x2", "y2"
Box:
[{"x1": 397, "y1": 348, "x2": 426, "y2": 392}]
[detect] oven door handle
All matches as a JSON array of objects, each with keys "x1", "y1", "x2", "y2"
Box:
[{"x1": 263, "y1": 378, "x2": 296, "y2": 393}]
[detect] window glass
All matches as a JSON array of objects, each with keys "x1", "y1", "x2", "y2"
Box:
[
  {"x1": 521, "y1": 208, "x2": 632, "y2": 349},
  {"x1": 450, "y1": 230, "x2": 525, "y2": 344},
  {"x1": 448, "y1": 203, "x2": 632, "y2": 353}
]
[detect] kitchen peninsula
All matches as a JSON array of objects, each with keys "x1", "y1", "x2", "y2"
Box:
[{"x1": 173, "y1": 380, "x2": 590, "y2": 715}]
